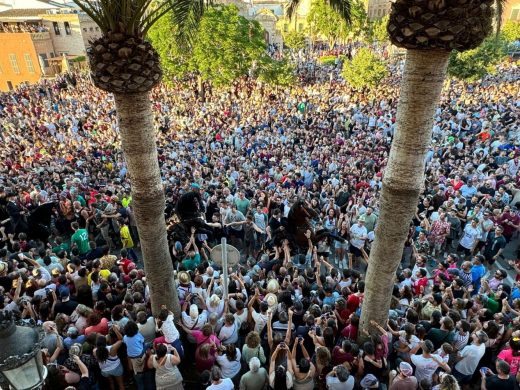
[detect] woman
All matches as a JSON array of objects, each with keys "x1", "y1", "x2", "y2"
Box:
[
  {"x1": 314, "y1": 346, "x2": 332, "y2": 390},
  {"x1": 433, "y1": 373, "x2": 460, "y2": 390},
  {"x1": 207, "y1": 366, "x2": 234, "y2": 390},
  {"x1": 216, "y1": 344, "x2": 241, "y2": 384},
  {"x1": 84, "y1": 312, "x2": 109, "y2": 336},
  {"x1": 362, "y1": 341, "x2": 387, "y2": 379},
  {"x1": 269, "y1": 343, "x2": 294, "y2": 389},
  {"x1": 148, "y1": 343, "x2": 184, "y2": 390},
  {"x1": 70, "y1": 304, "x2": 92, "y2": 334},
  {"x1": 94, "y1": 326, "x2": 124, "y2": 390},
  {"x1": 290, "y1": 338, "x2": 315, "y2": 390},
  {"x1": 196, "y1": 342, "x2": 218, "y2": 372},
  {"x1": 218, "y1": 313, "x2": 239, "y2": 346},
  {"x1": 242, "y1": 331, "x2": 266, "y2": 366},
  {"x1": 335, "y1": 218, "x2": 350, "y2": 268}
]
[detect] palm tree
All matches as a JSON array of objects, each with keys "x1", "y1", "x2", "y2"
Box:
[
  {"x1": 360, "y1": 0, "x2": 504, "y2": 333},
  {"x1": 71, "y1": 0, "x2": 211, "y2": 316},
  {"x1": 286, "y1": 0, "x2": 351, "y2": 24}
]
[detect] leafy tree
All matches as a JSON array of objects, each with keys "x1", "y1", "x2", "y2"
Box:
[
  {"x1": 370, "y1": 14, "x2": 389, "y2": 43},
  {"x1": 149, "y1": 5, "x2": 267, "y2": 86},
  {"x1": 342, "y1": 47, "x2": 388, "y2": 88},
  {"x1": 502, "y1": 20, "x2": 520, "y2": 42},
  {"x1": 283, "y1": 30, "x2": 306, "y2": 51},
  {"x1": 448, "y1": 36, "x2": 509, "y2": 81},
  {"x1": 257, "y1": 57, "x2": 296, "y2": 87},
  {"x1": 307, "y1": 0, "x2": 349, "y2": 49}
]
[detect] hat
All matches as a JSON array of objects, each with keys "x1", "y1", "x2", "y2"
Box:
[
  {"x1": 0, "y1": 262, "x2": 7, "y2": 274},
  {"x1": 191, "y1": 182, "x2": 201, "y2": 189},
  {"x1": 360, "y1": 374, "x2": 379, "y2": 388},
  {"x1": 267, "y1": 279, "x2": 280, "y2": 294},
  {"x1": 264, "y1": 293, "x2": 278, "y2": 310},
  {"x1": 399, "y1": 362, "x2": 413, "y2": 377},
  {"x1": 60, "y1": 288, "x2": 70, "y2": 298},
  {"x1": 178, "y1": 271, "x2": 191, "y2": 285},
  {"x1": 358, "y1": 215, "x2": 366, "y2": 223}
]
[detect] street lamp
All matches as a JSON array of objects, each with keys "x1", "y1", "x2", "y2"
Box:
[{"x1": 0, "y1": 311, "x2": 47, "y2": 390}]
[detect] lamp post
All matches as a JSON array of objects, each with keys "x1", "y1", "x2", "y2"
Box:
[{"x1": 0, "y1": 311, "x2": 47, "y2": 390}]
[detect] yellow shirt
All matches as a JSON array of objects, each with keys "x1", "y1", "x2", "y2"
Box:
[
  {"x1": 120, "y1": 225, "x2": 134, "y2": 248},
  {"x1": 87, "y1": 269, "x2": 111, "y2": 285}
]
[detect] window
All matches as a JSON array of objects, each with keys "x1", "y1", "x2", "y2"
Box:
[
  {"x1": 38, "y1": 53, "x2": 49, "y2": 68},
  {"x1": 64, "y1": 21, "x2": 71, "y2": 35},
  {"x1": 283, "y1": 23, "x2": 288, "y2": 32},
  {"x1": 8, "y1": 54, "x2": 20, "y2": 74},
  {"x1": 53, "y1": 21, "x2": 60, "y2": 35},
  {"x1": 512, "y1": 8, "x2": 520, "y2": 20},
  {"x1": 24, "y1": 53, "x2": 35, "y2": 73}
]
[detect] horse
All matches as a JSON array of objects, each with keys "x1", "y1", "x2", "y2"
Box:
[{"x1": 284, "y1": 199, "x2": 344, "y2": 252}]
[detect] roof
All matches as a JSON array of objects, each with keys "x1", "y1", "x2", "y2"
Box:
[{"x1": 0, "y1": 8, "x2": 48, "y2": 18}]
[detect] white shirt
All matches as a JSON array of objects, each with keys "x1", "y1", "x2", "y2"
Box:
[
  {"x1": 207, "y1": 378, "x2": 234, "y2": 390},
  {"x1": 216, "y1": 349, "x2": 241, "y2": 379},
  {"x1": 349, "y1": 223, "x2": 367, "y2": 249},
  {"x1": 454, "y1": 343, "x2": 486, "y2": 375},
  {"x1": 181, "y1": 310, "x2": 207, "y2": 330},
  {"x1": 252, "y1": 311, "x2": 268, "y2": 334},
  {"x1": 160, "y1": 314, "x2": 180, "y2": 343},
  {"x1": 410, "y1": 354, "x2": 443, "y2": 383},
  {"x1": 459, "y1": 224, "x2": 480, "y2": 249}
]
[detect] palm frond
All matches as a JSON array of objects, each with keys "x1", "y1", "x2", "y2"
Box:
[
  {"x1": 286, "y1": 0, "x2": 351, "y2": 25},
  {"x1": 170, "y1": 0, "x2": 213, "y2": 49},
  {"x1": 72, "y1": 0, "x2": 178, "y2": 37}
]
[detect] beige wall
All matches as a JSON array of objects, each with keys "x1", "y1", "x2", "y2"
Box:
[{"x1": 41, "y1": 13, "x2": 86, "y2": 55}]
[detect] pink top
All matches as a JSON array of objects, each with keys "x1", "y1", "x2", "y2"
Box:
[
  {"x1": 191, "y1": 330, "x2": 221, "y2": 347},
  {"x1": 497, "y1": 348, "x2": 520, "y2": 375}
]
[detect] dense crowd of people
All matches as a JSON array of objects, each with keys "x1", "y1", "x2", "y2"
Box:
[{"x1": 0, "y1": 56, "x2": 520, "y2": 390}]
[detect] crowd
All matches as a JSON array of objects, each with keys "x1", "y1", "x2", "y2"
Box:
[{"x1": 0, "y1": 56, "x2": 520, "y2": 390}]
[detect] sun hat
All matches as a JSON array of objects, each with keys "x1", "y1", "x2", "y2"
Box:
[
  {"x1": 265, "y1": 293, "x2": 278, "y2": 310},
  {"x1": 178, "y1": 271, "x2": 191, "y2": 285}
]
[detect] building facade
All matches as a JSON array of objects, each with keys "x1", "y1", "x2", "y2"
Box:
[
  {"x1": 0, "y1": 7, "x2": 100, "y2": 90},
  {"x1": 366, "y1": 0, "x2": 390, "y2": 20}
]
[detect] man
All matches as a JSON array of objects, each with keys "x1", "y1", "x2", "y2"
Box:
[
  {"x1": 54, "y1": 288, "x2": 78, "y2": 316},
  {"x1": 389, "y1": 362, "x2": 418, "y2": 390},
  {"x1": 349, "y1": 215, "x2": 368, "y2": 269},
  {"x1": 181, "y1": 228, "x2": 201, "y2": 271},
  {"x1": 239, "y1": 357, "x2": 268, "y2": 390},
  {"x1": 480, "y1": 359, "x2": 517, "y2": 390},
  {"x1": 458, "y1": 218, "x2": 480, "y2": 257},
  {"x1": 234, "y1": 190, "x2": 251, "y2": 216},
  {"x1": 224, "y1": 204, "x2": 246, "y2": 248},
  {"x1": 70, "y1": 222, "x2": 89, "y2": 258},
  {"x1": 359, "y1": 207, "x2": 377, "y2": 233},
  {"x1": 483, "y1": 226, "x2": 506, "y2": 267},
  {"x1": 410, "y1": 340, "x2": 450, "y2": 384},
  {"x1": 453, "y1": 330, "x2": 489, "y2": 385},
  {"x1": 326, "y1": 364, "x2": 354, "y2": 390}
]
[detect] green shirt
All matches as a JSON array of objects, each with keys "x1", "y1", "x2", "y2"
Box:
[
  {"x1": 71, "y1": 229, "x2": 90, "y2": 255},
  {"x1": 76, "y1": 195, "x2": 86, "y2": 207},
  {"x1": 52, "y1": 242, "x2": 70, "y2": 255},
  {"x1": 235, "y1": 198, "x2": 250, "y2": 216},
  {"x1": 181, "y1": 253, "x2": 201, "y2": 271}
]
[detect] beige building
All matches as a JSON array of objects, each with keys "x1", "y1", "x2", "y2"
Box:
[{"x1": 366, "y1": 0, "x2": 390, "y2": 20}]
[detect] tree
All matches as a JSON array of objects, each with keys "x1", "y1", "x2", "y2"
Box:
[
  {"x1": 359, "y1": 0, "x2": 501, "y2": 335},
  {"x1": 448, "y1": 36, "x2": 509, "y2": 81},
  {"x1": 502, "y1": 20, "x2": 520, "y2": 42},
  {"x1": 370, "y1": 14, "x2": 389, "y2": 43},
  {"x1": 150, "y1": 5, "x2": 267, "y2": 87},
  {"x1": 342, "y1": 48, "x2": 388, "y2": 88},
  {"x1": 305, "y1": 0, "x2": 351, "y2": 49},
  {"x1": 283, "y1": 30, "x2": 306, "y2": 51},
  {"x1": 257, "y1": 57, "x2": 296, "y2": 87},
  {"x1": 72, "y1": 0, "x2": 212, "y2": 317}
]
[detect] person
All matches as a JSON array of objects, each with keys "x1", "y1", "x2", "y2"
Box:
[
  {"x1": 94, "y1": 326, "x2": 125, "y2": 390},
  {"x1": 70, "y1": 222, "x2": 89, "y2": 258},
  {"x1": 480, "y1": 359, "x2": 517, "y2": 390},
  {"x1": 207, "y1": 366, "x2": 234, "y2": 390},
  {"x1": 453, "y1": 331, "x2": 489, "y2": 384},
  {"x1": 389, "y1": 361, "x2": 418, "y2": 390},
  {"x1": 239, "y1": 357, "x2": 268, "y2": 390},
  {"x1": 410, "y1": 340, "x2": 451, "y2": 384},
  {"x1": 215, "y1": 344, "x2": 241, "y2": 383},
  {"x1": 123, "y1": 320, "x2": 146, "y2": 387},
  {"x1": 325, "y1": 365, "x2": 354, "y2": 390},
  {"x1": 148, "y1": 343, "x2": 184, "y2": 390}
]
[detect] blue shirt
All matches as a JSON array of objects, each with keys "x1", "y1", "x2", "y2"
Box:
[
  {"x1": 471, "y1": 264, "x2": 486, "y2": 292},
  {"x1": 123, "y1": 333, "x2": 145, "y2": 358}
]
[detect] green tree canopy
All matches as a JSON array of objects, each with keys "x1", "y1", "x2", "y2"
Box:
[
  {"x1": 342, "y1": 47, "x2": 388, "y2": 89},
  {"x1": 257, "y1": 57, "x2": 296, "y2": 87},
  {"x1": 502, "y1": 20, "x2": 520, "y2": 42},
  {"x1": 370, "y1": 14, "x2": 389, "y2": 43},
  {"x1": 149, "y1": 4, "x2": 267, "y2": 86},
  {"x1": 448, "y1": 36, "x2": 509, "y2": 81},
  {"x1": 283, "y1": 30, "x2": 306, "y2": 50}
]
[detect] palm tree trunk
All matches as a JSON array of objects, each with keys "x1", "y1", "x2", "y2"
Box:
[
  {"x1": 359, "y1": 50, "x2": 450, "y2": 333},
  {"x1": 114, "y1": 92, "x2": 180, "y2": 317}
]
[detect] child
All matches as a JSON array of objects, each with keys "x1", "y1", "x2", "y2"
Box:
[{"x1": 118, "y1": 218, "x2": 137, "y2": 262}]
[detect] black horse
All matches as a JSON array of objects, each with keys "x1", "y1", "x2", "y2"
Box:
[
  {"x1": 1, "y1": 201, "x2": 57, "y2": 243},
  {"x1": 167, "y1": 191, "x2": 213, "y2": 247}
]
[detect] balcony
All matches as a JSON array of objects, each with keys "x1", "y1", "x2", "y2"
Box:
[{"x1": 30, "y1": 31, "x2": 51, "y2": 41}]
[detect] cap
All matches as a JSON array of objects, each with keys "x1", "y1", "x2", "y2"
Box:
[
  {"x1": 399, "y1": 362, "x2": 413, "y2": 376},
  {"x1": 360, "y1": 374, "x2": 379, "y2": 388}
]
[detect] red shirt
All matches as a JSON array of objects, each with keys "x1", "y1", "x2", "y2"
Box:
[{"x1": 413, "y1": 277, "x2": 428, "y2": 296}]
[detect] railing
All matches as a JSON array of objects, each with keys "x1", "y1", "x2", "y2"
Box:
[{"x1": 30, "y1": 32, "x2": 51, "y2": 41}]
